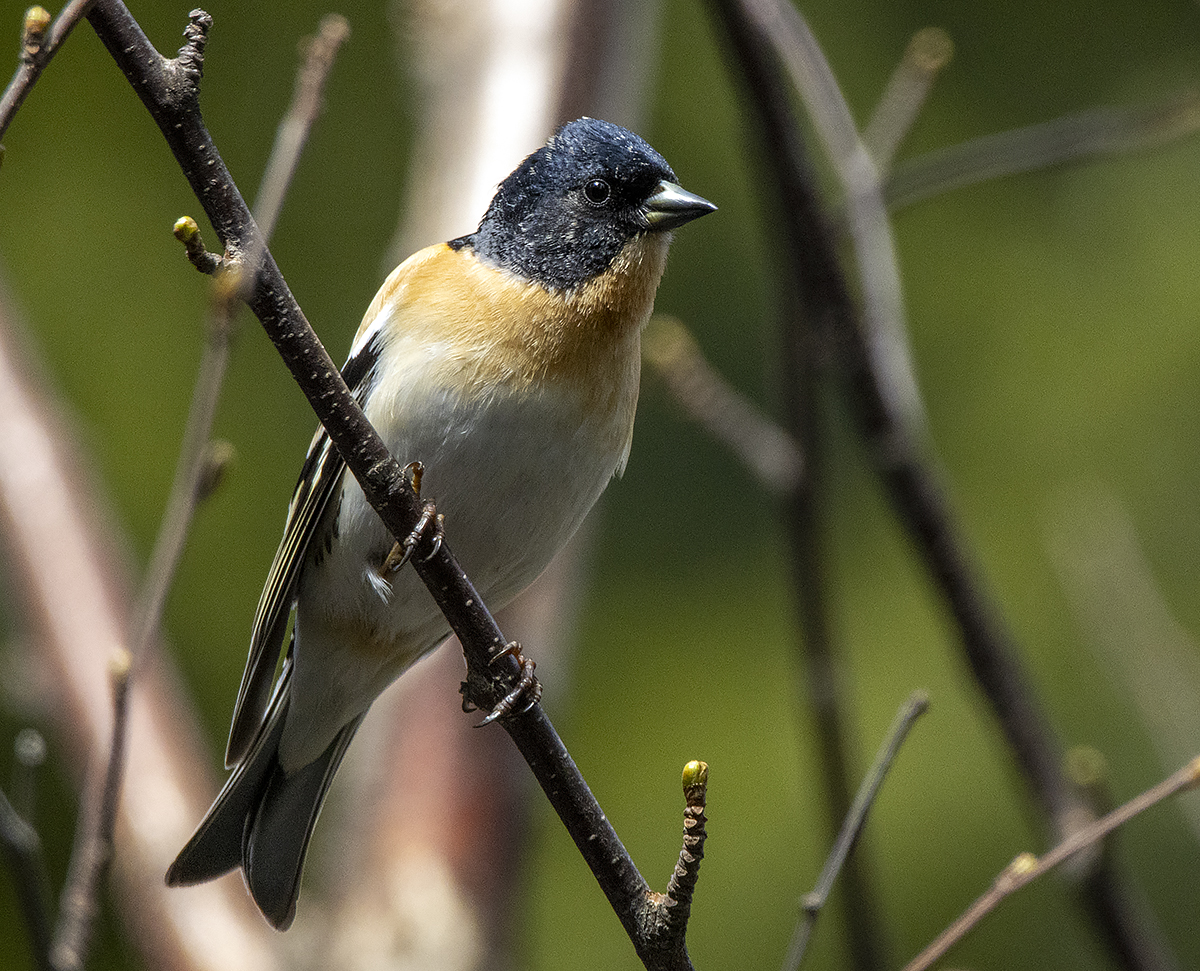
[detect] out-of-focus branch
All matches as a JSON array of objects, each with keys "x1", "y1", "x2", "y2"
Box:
[
  {"x1": 0, "y1": 1, "x2": 95, "y2": 145},
  {"x1": 0, "y1": 784, "x2": 53, "y2": 971},
  {"x1": 739, "y1": 0, "x2": 924, "y2": 435},
  {"x1": 707, "y1": 2, "x2": 1179, "y2": 970},
  {"x1": 707, "y1": 2, "x2": 894, "y2": 968},
  {"x1": 903, "y1": 757, "x2": 1200, "y2": 971},
  {"x1": 863, "y1": 28, "x2": 953, "y2": 170},
  {"x1": 782, "y1": 692, "x2": 928, "y2": 971},
  {"x1": 0, "y1": 278, "x2": 282, "y2": 971},
  {"x1": 49, "y1": 652, "x2": 131, "y2": 971},
  {"x1": 1048, "y1": 488, "x2": 1200, "y2": 845},
  {"x1": 643, "y1": 315, "x2": 802, "y2": 495},
  {"x1": 252, "y1": 13, "x2": 349, "y2": 243},
  {"x1": 885, "y1": 89, "x2": 1200, "y2": 212}
]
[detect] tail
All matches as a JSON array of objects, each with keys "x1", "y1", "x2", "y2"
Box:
[{"x1": 166, "y1": 663, "x2": 363, "y2": 930}]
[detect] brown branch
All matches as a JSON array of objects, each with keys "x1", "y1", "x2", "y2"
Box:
[
  {"x1": 78, "y1": 4, "x2": 698, "y2": 967},
  {"x1": 903, "y1": 757, "x2": 1200, "y2": 971},
  {"x1": 635, "y1": 760, "x2": 710, "y2": 969},
  {"x1": 783, "y1": 692, "x2": 928, "y2": 971}
]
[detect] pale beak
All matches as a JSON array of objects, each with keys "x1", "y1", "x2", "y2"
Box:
[{"x1": 643, "y1": 179, "x2": 717, "y2": 230}]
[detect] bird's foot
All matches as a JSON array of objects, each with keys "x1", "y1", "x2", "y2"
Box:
[
  {"x1": 381, "y1": 500, "x2": 444, "y2": 575},
  {"x1": 462, "y1": 642, "x2": 542, "y2": 725}
]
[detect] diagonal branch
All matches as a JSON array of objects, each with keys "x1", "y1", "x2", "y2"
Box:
[
  {"x1": 79, "y1": 4, "x2": 694, "y2": 967},
  {"x1": 0, "y1": 0, "x2": 95, "y2": 144},
  {"x1": 903, "y1": 757, "x2": 1200, "y2": 971}
]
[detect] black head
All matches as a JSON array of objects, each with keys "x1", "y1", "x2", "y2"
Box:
[{"x1": 451, "y1": 118, "x2": 715, "y2": 291}]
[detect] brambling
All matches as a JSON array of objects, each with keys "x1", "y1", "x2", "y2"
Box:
[{"x1": 166, "y1": 117, "x2": 715, "y2": 928}]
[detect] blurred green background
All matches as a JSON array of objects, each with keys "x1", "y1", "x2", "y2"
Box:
[{"x1": 3, "y1": 0, "x2": 1200, "y2": 968}]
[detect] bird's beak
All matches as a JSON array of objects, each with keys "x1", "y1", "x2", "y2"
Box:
[{"x1": 643, "y1": 180, "x2": 717, "y2": 230}]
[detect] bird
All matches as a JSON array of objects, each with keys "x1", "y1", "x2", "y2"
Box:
[{"x1": 165, "y1": 117, "x2": 716, "y2": 929}]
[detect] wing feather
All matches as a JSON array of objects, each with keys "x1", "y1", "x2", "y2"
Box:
[{"x1": 224, "y1": 324, "x2": 386, "y2": 768}]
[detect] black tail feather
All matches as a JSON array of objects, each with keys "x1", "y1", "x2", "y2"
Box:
[
  {"x1": 166, "y1": 676, "x2": 290, "y2": 887},
  {"x1": 243, "y1": 714, "x2": 363, "y2": 930},
  {"x1": 166, "y1": 663, "x2": 363, "y2": 931}
]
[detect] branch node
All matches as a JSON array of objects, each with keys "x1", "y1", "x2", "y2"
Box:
[
  {"x1": 172, "y1": 216, "x2": 222, "y2": 274},
  {"x1": 21, "y1": 6, "x2": 52, "y2": 63},
  {"x1": 661, "y1": 759, "x2": 708, "y2": 928},
  {"x1": 107, "y1": 646, "x2": 132, "y2": 687},
  {"x1": 681, "y1": 759, "x2": 708, "y2": 808},
  {"x1": 195, "y1": 438, "x2": 235, "y2": 504},
  {"x1": 906, "y1": 26, "x2": 953, "y2": 76},
  {"x1": 176, "y1": 8, "x2": 211, "y2": 85}
]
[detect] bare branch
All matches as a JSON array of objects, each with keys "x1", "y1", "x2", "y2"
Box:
[
  {"x1": 885, "y1": 89, "x2": 1200, "y2": 212},
  {"x1": 80, "y1": 4, "x2": 683, "y2": 965},
  {"x1": 0, "y1": 0, "x2": 94, "y2": 144},
  {"x1": 782, "y1": 692, "x2": 929, "y2": 971},
  {"x1": 49, "y1": 651, "x2": 132, "y2": 971},
  {"x1": 660, "y1": 761, "x2": 709, "y2": 937},
  {"x1": 253, "y1": 13, "x2": 349, "y2": 242},
  {"x1": 643, "y1": 315, "x2": 803, "y2": 495},
  {"x1": 903, "y1": 757, "x2": 1200, "y2": 971},
  {"x1": 863, "y1": 28, "x2": 953, "y2": 169},
  {"x1": 738, "y1": 0, "x2": 925, "y2": 435},
  {"x1": 0, "y1": 260, "x2": 282, "y2": 971}
]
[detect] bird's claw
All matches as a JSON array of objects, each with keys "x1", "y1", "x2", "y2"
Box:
[
  {"x1": 463, "y1": 642, "x2": 542, "y2": 725},
  {"x1": 381, "y1": 501, "x2": 444, "y2": 575}
]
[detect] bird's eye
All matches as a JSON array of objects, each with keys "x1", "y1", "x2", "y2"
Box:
[{"x1": 583, "y1": 178, "x2": 611, "y2": 205}]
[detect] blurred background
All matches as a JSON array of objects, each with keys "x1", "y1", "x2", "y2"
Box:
[{"x1": 2, "y1": 0, "x2": 1200, "y2": 969}]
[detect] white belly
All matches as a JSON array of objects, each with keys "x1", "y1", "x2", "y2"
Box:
[{"x1": 281, "y1": 345, "x2": 638, "y2": 768}]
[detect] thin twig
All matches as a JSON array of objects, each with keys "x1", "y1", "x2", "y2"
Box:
[
  {"x1": 643, "y1": 315, "x2": 803, "y2": 494},
  {"x1": 49, "y1": 651, "x2": 132, "y2": 971},
  {"x1": 659, "y1": 761, "x2": 709, "y2": 943},
  {"x1": 252, "y1": 13, "x2": 349, "y2": 241},
  {"x1": 782, "y1": 692, "x2": 929, "y2": 971},
  {"x1": 0, "y1": 0, "x2": 95, "y2": 144},
  {"x1": 863, "y1": 28, "x2": 953, "y2": 169},
  {"x1": 0, "y1": 785, "x2": 54, "y2": 971},
  {"x1": 885, "y1": 89, "x2": 1200, "y2": 212},
  {"x1": 903, "y1": 757, "x2": 1200, "y2": 971}
]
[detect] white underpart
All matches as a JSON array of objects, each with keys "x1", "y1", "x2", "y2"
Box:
[{"x1": 279, "y1": 326, "x2": 638, "y2": 770}]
